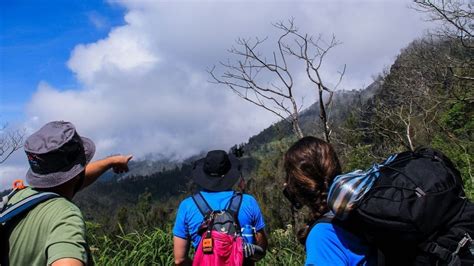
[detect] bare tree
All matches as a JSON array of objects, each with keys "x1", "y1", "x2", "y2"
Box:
[
  {"x1": 0, "y1": 123, "x2": 25, "y2": 164},
  {"x1": 414, "y1": 0, "x2": 473, "y2": 48},
  {"x1": 209, "y1": 19, "x2": 345, "y2": 142},
  {"x1": 370, "y1": 96, "x2": 441, "y2": 151}
]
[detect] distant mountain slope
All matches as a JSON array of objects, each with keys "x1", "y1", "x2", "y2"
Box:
[
  {"x1": 245, "y1": 80, "x2": 382, "y2": 152},
  {"x1": 98, "y1": 156, "x2": 181, "y2": 182}
]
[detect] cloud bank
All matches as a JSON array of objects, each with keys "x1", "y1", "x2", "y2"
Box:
[{"x1": 3, "y1": 0, "x2": 433, "y2": 190}]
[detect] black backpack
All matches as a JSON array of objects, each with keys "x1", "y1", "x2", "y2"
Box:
[
  {"x1": 328, "y1": 147, "x2": 474, "y2": 265},
  {"x1": 193, "y1": 192, "x2": 243, "y2": 234}
]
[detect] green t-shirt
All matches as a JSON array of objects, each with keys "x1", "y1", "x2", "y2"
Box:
[{"x1": 6, "y1": 187, "x2": 89, "y2": 265}]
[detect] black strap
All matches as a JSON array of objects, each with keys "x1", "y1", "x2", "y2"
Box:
[
  {"x1": 420, "y1": 242, "x2": 454, "y2": 263},
  {"x1": 191, "y1": 192, "x2": 212, "y2": 217}
]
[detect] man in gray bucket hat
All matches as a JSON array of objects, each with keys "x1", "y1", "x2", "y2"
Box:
[{"x1": 1, "y1": 121, "x2": 132, "y2": 266}]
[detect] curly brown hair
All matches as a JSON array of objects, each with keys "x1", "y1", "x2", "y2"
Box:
[{"x1": 283, "y1": 136, "x2": 341, "y2": 244}]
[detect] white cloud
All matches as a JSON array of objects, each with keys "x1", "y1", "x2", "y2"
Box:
[
  {"x1": 1, "y1": 0, "x2": 435, "y2": 190},
  {"x1": 67, "y1": 24, "x2": 158, "y2": 85},
  {"x1": 87, "y1": 11, "x2": 109, "y2": 30}
]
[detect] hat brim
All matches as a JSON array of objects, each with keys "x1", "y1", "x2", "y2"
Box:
[
  {"x1": 26, "y1": 137, "x2": 96, "y2": 188},
  {"x1": 192, "y1": 155, "x2": 241, "y2": 192}
]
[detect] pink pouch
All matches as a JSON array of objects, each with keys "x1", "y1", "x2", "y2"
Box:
[{"x1": 193, "y1": 231, "x2": 244, "y2": 266}]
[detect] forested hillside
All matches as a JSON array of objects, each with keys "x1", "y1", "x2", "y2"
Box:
[{"x1": 74, "y1": 33, "x2": 473, "y2": 264}]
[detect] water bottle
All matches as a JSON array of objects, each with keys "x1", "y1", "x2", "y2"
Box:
[{"x1": 241, "y1": 224, "x2": 255, "y2": 244}]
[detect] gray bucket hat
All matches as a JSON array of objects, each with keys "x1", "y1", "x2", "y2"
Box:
[{"x1": 25, "y1": 121, "x2": 95, "y2": 188}]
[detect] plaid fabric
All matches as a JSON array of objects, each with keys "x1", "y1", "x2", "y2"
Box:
[{"x1": 327, "y1": 154, "x2": 397, "y2": 220}]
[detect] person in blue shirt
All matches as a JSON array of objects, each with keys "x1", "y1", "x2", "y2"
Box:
[
  {"x1": 283, "y1": 137, "x2": 376, "y2": 266},
  {"x1": 173, "y1": 150, "x2": 267, "y2": 265}
]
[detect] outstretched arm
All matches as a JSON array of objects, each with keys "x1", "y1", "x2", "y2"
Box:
[{"x1": 83, "y1": 155, "x2": 133, "y2": 189}]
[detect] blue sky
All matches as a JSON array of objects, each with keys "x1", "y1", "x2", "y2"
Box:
[
  {"x1": 0, "y1": 0, "x2": 434, "y2": 190},
  {"x1": 1, "y1": 0, "x2": 125, "y2": 121}
]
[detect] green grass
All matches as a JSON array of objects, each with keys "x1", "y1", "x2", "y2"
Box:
[
  {"x1": 88, "y1": 224, "x2": 175, "y2": 265},
  {"x1": 88, "y1": 223, "x2": 305, "y2": 265}
]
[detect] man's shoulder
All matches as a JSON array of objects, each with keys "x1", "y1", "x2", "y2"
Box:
[
  {"x1": 310, "y1": 222, "x2": 337, "y2": 236},
  {"x1": 308, "y1": 221, "x2": 361, "y2": 246},
  {"x1": 240, "y1": 193, "x2": 256, "y2": 201},
  {"x1": 240, "y1": 193, "x2": 259, "y2": 206},
  {"x1": 306, "y1": 222, "x2": 340, "y2": 249},
  {"x1": 10, "y1": 187, "x2": 82, "y2": 218},
  {"x1": 178, "y1": 195, "x2": 197, "y2": 210},
  {"x1": 43, "y1": 196, "x2": 81, "y2": 214}
]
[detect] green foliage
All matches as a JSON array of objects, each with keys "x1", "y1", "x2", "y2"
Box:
[
  {"x1": 340, "y1": 112, "x2": 364, "y2": 146},
  {"x1": 342, "y1": 144, "x2": 375, "y2": 172},
  {"x1": 260, "y1": 225, "x2": 305, "y2": 265},
  {"x1": 88, "y1": 224, "x2": 175, "y2": 266},
  {"x1": 440, "y1": 101, "x2": 473, "y2": 138},
  {"x1": 88, "y1": 223, "x2": 304, "y2": 266},
  {"x1": 431, "y1": 100, "x2": 474, "y2": 199},
  {"x1": 431, "y1": 135, "x2": 473, "y2": 199}
]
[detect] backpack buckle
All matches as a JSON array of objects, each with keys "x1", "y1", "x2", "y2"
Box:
[{"x1": 453, "y1": 233, "x2": 472, "y2": 256}]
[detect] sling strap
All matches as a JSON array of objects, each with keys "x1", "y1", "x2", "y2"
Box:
[
  {"x1": 0, "y1": 192, "x2": 60, "y2": 224},
  {"x1": 1, "y1": 189, "x2": 61, "y2": 266}
]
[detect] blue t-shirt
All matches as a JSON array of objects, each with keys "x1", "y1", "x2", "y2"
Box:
[
  {"x1": 305, "y1": 223, "x2": 376, "y2": 266},
  {"x1": 173, "y1": 191, "x2": 266, "y2": 248}
]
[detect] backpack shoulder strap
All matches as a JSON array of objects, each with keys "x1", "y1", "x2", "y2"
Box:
[
  {"x1": 192, "y1": 192, "x2": 212, "y2": 217},
  {"x1": 226, "y1": 192, "x2": 243, "y2": 230},
  {"x1": 0, "y1": 192, "x2": 60, "y2": 224},
  {"x1": 226, "y1": 192, "x2": 243, "y2": 215}
]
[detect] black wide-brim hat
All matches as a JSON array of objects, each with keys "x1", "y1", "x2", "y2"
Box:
[
  {"x1": 25, "y1": 121, "x2": 96, "y2": 188},
  {"x1": 192, "y1": 150, "x2": 241, "y2": 192}
]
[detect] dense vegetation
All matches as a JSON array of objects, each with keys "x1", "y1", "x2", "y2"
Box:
[{"x1": 72, "y1": 34, "x2": 473, "y2": 264}]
